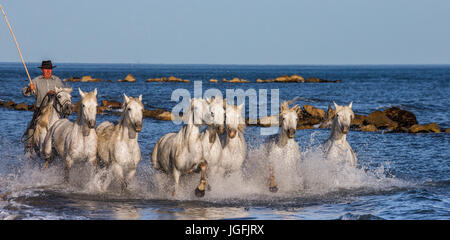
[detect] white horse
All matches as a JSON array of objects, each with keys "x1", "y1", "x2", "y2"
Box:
[
  {"x1": 264, "y1": 101, "x2": 302, "y2": 193},
  {"x1": 151, "y1": 98, "x2": 208, "y2": 197},
  {"x1": 218, "y1": 102, "x2": 247, "y2": 176},
  {"x1": 43, "y1": 88, "x2": 98, "y2": 180},
  {"x1": 96, "y1": 94, "x2": 144, "y2": 191},
  {"x1": 200, "y1": 96, "x2": 225, "y2": 177},
  {"x1": 323, "y1": 102, "x2": 357, "y2": 166},
  {"x1": 25, "y1": 87, "x2": 73, "y2": 156}
]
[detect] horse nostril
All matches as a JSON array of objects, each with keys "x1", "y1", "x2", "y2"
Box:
[
  {"x1": 288, "y1": 129, "x2": 296, "y2": 138},
  {"x1": 135, "y1": 123, "x2": 142, "y2": 132},
  {"x1": 218, "y1": 125, "x2": 225, "y2": 134},
  {"x1": 229, "y1": 129, "x2": 236, "y2": 138},
  {"x1": 89, "y1": 120, "x2": 96, "y2": 128}
]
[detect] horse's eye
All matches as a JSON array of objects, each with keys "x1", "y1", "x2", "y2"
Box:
[
  {"x1": 82, "y1": 104, "x2": 85, "y2": 108},
  {"x1": 211, "y1": 112, "x2": 215, "y2": 117},
  {"x1": 57, "y1": 95, "x2": 61, "y2": 98}
]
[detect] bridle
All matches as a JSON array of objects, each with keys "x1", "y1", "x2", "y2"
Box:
[{"x1": 54, "y1": 91, "x2": 71, "y2": 118}]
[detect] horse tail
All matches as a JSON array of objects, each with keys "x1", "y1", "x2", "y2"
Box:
[
  {"x1": 151, "y1": 138, "x2": 162, "y2": 170},
  {"x1": 96, "y1": 121, "x2": 114, "y2": 165}
]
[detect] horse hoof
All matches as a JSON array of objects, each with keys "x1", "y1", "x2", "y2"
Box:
[
  {"x1": 269, "y1": 186, "x2": 278, "y2": 193},
  {"x1": 43, "y1": 161, "x2": 50, "y2": 169},
  {"x1": 195, "y1": 187, "x2": 205, "y2": 198}
]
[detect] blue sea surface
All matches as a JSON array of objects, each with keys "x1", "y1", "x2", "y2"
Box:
[{"x1": 0, "y1": 63, "x2": 449, "y2": 219}]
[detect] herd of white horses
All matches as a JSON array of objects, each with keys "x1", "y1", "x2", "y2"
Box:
[{"x1": 28, "y1": 87, "x2": 357, "y2": 197}]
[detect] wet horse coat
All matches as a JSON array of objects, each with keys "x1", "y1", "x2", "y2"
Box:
[
  {"x1": 43, "y1": 88, "x2": 98, "y2": 178},
  {"x1": 25, "y1": 87, "x2": 73, "y2": 156},
  {"x1": 96, "y1": 94, "x2": 144, "y2": 190},
  {"x1": 264, "y1": 101, "x2": 302, "y2": 192},
  {"x1": 152, "y1": 98, "x2": 208, "y2": 197},
  {"x1": 323, "y1": 102, "x2": 358, "y2": 166}
]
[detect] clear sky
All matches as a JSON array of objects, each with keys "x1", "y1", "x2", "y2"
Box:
[{"x1": 0, "y1": 0, "x2": 449, "y2": 65}]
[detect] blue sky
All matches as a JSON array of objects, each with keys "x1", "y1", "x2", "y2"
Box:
[{"x1": 0, "y1": 0, "x2": 449, "y2": 64}]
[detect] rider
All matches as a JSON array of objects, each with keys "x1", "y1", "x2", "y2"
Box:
[
  {"x1": 22, "y1": 60, "x2": 64, "y2": 107},
  {"x1": 22, "y1": 60, "x2": 64, "y2": 154}
]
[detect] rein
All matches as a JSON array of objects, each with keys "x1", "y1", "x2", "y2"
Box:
[{"x1": 21, "y1": 92, "x2": 70, "y2": 143}]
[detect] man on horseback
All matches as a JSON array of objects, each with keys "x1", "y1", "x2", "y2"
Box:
[{"x1": 22, "y1": 60, "x2": 64, "y2": 154}]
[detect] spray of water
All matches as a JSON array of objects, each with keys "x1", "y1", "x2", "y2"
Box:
[{"x1": 0, "y1": 133, "x2": 410, "y2": 210}]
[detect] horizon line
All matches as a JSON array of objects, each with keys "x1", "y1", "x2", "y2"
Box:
[{"x1": 1, "y1": 61, "x2": 450, "y2": 66}]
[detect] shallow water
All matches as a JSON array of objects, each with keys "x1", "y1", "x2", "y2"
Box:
[{"x1": 0, "y1": 63, "x2": 449, "y2": 219}]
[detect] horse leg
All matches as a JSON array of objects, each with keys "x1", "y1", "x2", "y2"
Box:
[
  {"x1": 111, "y1": 164, "x2": 127, "y2": 192},
  {"x1": 43, "y1": 130, "x2": 54, "y2": 169},
  {"x1": 24, "y1": 128, "x2": 34, "y2": 155},
  {"x1": 64, "y1": 156, "x2": 73, "y2": 183},
  {"x1": 172, "y1": 168, "x2": 181, "y2": 197},
  {"x1": 43, "y1": 154, "x2": 54, "y2": 169},
  {"x1": 269, "y1": 164, "x2": 278, "y2": 193},
  {"x1": 195, "y1": 162, "x2": 207, "y2": 198},
  {"x1": 123, "y1": 169, "x2": 136, "y2": 192}
]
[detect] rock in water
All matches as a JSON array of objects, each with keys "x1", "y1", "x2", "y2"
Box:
[
  {"x1": 384, "y1": 107, "x2": 418, "y2": 128},
  {"x1": 14, "y1": 102, "x2": 28, "y2": 111},
  {"x1": 101, "y1": 100, "x2": 122, "y2": 109},
  {"x1": 81, "y1": 75, "x2": 101, "y2": 82},
  {"x1": 351, "y1": 114, "x2": 369, "y2": 129},
  {"x1": 367, "y1": 111, "x2": 398, "y2": 129},
  {"x1": 3, "y1": 100, "x2": 16, "y2": 108},
  {"x1": 424, "y1": 123, "x2": 441, "y2": 133},
  {"x1": 409, "y1": 123, "x2": 441, "y2": 133},
  {"x1": 119, "y1": 74, "x2": 136, "y2": 82},
  {"x1": 361, "y1": 124, "x2": 378, "y2": 132},
  {"x1": 303, "y1": 105, "x2": 325, "y2": 119}
]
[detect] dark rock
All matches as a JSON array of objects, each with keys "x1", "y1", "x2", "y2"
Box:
[
  {"x1": 361, "y1": 124, "x2": 377, "y2": 132},
  {"x1": 143, "y1": 109, "x2": 173, "y2": 121},
  {"x1": 384, "y1": 107, "x2": 418, "y2": 128},
  {"x1": 351, "y1": 114, "x2": 369, "y2": 129},
  {"x1": 303, "y1": 105, "x2": 325, "y2": 119},
  {"x1": 409, "y1": 123, "x2": 441, "y2": 133},
  {"x1": 3, "y1": 100, "x2": 16, "y2": 108},
  {"x1": 14, "y1": 102, "x2": 28, "y2": 111},
  {"x1": 367, "y1": 111, "x2": 398, "y2": 129},
  {"x1": 101, "y1": 100, "x2": 122, "y2": 109},
  {"x1": 118, "y1": 74, "x2": 136, "y2": 82}
]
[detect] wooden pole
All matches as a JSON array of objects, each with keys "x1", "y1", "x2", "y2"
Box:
[{"x1": 0, "y1": 3, "x2": 34, "y2": 92}]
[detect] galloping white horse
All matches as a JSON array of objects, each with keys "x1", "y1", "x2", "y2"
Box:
[
  {"x1": 323, "y1": 102, "x2": 357, "y2": 166},
  {"x1": 218, "y1": 102, "x2": 246, "y2": 176},
  {"x1": 264, "y1": 101, "x2": 302, "y2": 193},
  {"x1": 151, "y1": 98, "x2": 208, "y2": 197},
  {"x1": 96, "y1": 94, "x2": 144, "y2": 191},
  {"x1": 26, "y1": 87, "x2": 73, "y2": 156},
  {"x1": 43, "y1": 88, "x2": 98, "y2": 180},
  {"x1": 200, "y1": 96, "x2": 225, "y2": 177}
]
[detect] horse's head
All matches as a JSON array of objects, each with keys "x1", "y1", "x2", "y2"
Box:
[
  {"x1": 189, "y1": 98, "x2": 208, "y2": 126},
  {"x1": 78, "y1": 88, "x2": 98, "y2": 129},
  {"x1": 280, "y1": 101, "x2": 301, "y2": 139},
  {"x1": 333, "y1": 101, "x2": 354, "y2": 134},
  {"x1": 55, "y1": 87, "x2": 73, "y2": 117},
  {"x1": 225, "y1": 102, "x2": 245, "y2": 139},
  {"x1": 123, "y1": 93, "x2": 144, "y2": 132},
  {"x1": 205, "y1": 96, "x2": 225, "y2": 134}
]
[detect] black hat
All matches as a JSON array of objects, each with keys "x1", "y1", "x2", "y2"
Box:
[{"x1": 38, "y1": 60, "x2": 56, "y2": 69}]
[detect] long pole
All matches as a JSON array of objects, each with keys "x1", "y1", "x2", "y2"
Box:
[{"x1": 0, "y1": 3, "x2": 34, "y2": 92}]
